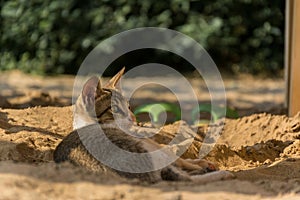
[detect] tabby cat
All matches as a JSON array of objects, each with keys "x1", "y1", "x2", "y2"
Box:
[{"x1": 53, "y1": 68, "x2": 234, "y2": 183}]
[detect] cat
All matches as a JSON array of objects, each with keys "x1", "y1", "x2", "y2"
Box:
[{"x1": 54, "y1": 67, "x2": 234, "y2": 183}]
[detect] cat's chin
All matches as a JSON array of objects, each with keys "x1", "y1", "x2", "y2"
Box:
[{"x1": 73, "y1": 115, "x2": 96, "y2": 130}]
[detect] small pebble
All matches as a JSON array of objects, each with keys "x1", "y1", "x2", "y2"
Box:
[{"x1": 263, "y1": 159, "x2": 272, "y2": 165}]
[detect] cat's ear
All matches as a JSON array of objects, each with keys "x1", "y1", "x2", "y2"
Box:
[
  {"x1": 104, "y1": 67, "x2": 125, "y2": 90},
  {"x1": 81, "y1": 76, "x2": 101, "y2": 107}
]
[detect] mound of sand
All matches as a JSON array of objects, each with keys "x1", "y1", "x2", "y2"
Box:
[
  {"x1": 0, "y1": 71, "x2": 298, "y2": 199},
  {"x1": 0, "y1": 105, "x2": 300, "y2": 199}
]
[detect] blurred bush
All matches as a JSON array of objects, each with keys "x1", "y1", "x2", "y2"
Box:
[{"x1": 0, "y1": 0, "x2": 284, "y2": 75}]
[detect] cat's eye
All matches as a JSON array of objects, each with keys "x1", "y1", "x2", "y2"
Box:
[{"x1": 111, "y1": 105, "x2": 120, "y2": 113}]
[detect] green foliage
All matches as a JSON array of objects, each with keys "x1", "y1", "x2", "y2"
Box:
[
  {"x1": 188, "y1": 0, "x2": 285, "y2": 75},
  {"x1": 0, "y1": 0, "x2": 284, "y2": 75}
]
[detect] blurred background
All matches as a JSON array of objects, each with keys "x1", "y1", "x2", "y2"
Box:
[
  {"x1": 0, "y1": 0, "x2": 285, "y2": 76},
  {"x1": 0, "y1": 0, "x2": 287, "y2": 122}
]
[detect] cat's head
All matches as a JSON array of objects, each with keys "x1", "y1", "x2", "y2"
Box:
[{"x1": 73, "y1": 67, "x2": 136, "y2": 129}]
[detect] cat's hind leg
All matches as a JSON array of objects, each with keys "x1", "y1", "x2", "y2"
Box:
[{"x1": 160, "y1": 165, "x2": 235, "y2": 183}]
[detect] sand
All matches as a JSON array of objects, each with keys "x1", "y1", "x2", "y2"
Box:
[{"x1": 0, "y1": 71, "x2": 299, "y2": 200}]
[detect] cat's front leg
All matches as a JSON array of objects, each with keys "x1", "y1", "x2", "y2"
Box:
[
  {"x1": 190, "y1": 170, "x2": 235, "y2": 184},
  {"x1": 173, "y1": 157, "x2": 218, "y2": 174}
]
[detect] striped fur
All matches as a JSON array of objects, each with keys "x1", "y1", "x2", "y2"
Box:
[{"x1": 54, "y1": 68, "x2": 234, "y2": 183}]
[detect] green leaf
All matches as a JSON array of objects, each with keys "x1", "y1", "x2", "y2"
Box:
[{"x1": 134, "y1": 103, "x2": 181, "y2": 124}]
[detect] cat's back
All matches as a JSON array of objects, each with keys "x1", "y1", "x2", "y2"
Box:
[
  {"x1": 53, "y1": 123, "x2": 163, "y2": 182},
  {"x1": 54, "y1": 123, "x2": 146, "y2": 162}
]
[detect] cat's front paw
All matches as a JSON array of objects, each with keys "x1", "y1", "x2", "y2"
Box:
[{"x1": 185, "y1": 158, "x2": 219, "y2": 172}]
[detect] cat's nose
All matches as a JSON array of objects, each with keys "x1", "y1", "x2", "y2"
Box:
[{"x1": 130, "y1": 112, "x2": 136, "y2": 122}]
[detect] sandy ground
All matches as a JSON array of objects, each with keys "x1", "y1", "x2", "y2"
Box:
[{"x1": 0, "y1": 71, "x2": 299, "y2": 200}]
